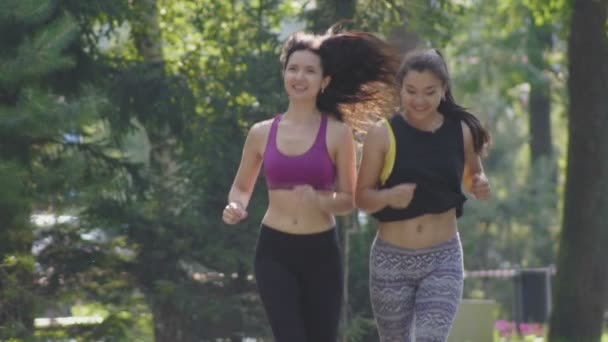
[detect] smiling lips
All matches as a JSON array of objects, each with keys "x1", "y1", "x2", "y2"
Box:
[
  {"x1": 409, "y1": 105, "x2": 431, "y2": 113},
  {"x1": 289, "y1": 84, "x2": 313, "y2": 96}
]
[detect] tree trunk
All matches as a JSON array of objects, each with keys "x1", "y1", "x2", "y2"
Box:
[
  {"x1": 548, "y1": 0, "x2": 608, "y2": 341},
  {"x1": 526, "y1": 19, "x2": 557, "y2": 265},
  {"x1": 527, "y1": 20, "x2": 554, "y2": 164},
  {"x1": 131, "y1": 1, "x2": 186, "y2": 340},
  {"x1": 528, "y1": 81, "x2": 552, "y2": 162},
  {"x1": 152, "y1": 301, "x2": 188, "y2": 342},
  {"x1": 132, "y1": 0, "x2": 179, "y2": 185}
]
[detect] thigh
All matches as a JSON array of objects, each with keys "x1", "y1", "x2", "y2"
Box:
[
  {"x1": 369, "y1": 240, "x2": 417, "y2": 342},
  {"x1": 254, "y1": 254, "x2": 307, "y2": 342},
  {"x1": 300, "y1": 242, "x2": 343, "y2": 342},
  {"x1": 414, "y1": 247, "x2": 464, "y2": 342}
]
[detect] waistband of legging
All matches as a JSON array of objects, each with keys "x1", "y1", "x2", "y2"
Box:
[
  {"x1": 373, "y1": 232, "x2": 461, "y2": 256},
  {"x1": 259, "y1": 224, "x2": 337, "y2": 244}
]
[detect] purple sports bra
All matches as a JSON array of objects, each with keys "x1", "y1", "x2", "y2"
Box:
[{"x1": 263, "y1": 114, "x2": 336, "y2": 191}]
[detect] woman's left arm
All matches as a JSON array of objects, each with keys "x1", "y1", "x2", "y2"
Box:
[
  {"x1": 317, "y1": 121, "x2": 356, "y2": 214},
  {"x1": 462, "y1": 122, "x2": 491, "y2": 200}
]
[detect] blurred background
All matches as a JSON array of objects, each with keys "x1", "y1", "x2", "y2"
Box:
[{"x1": 1, "y1": 0, "x2": 607, "y2": 341}]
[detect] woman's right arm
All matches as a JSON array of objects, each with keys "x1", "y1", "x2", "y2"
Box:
[
  {"x1": 223, "y1": 122, "x2": 266, "y2": 224},
  {"x1": 355, "y1": 121, "x2": 391, "y2": 214},
  {"x1": 355, "y1": 120, "x2": 417, "y2": 213}
]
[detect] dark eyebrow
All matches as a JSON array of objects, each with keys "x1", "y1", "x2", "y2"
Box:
[
  {"x1": 405, "y1": 84, "x2": 439, "y2": 90},
  {"x1": 287, "y1": 62, "x2": 319, "y2": 69}
]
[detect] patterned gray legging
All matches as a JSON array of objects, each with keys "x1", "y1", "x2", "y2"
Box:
[{"x1": 369, "y1": 233, "x2": 464, "y2": 342}]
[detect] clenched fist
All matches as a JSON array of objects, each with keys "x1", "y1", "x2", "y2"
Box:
[
  {"x1": 384, "y1": 183, "x2": 417, "y2": 209},
  {"x1": 471, "y1": 173, "x2": 490, "y2": 200},
  {"x1": 222, "y1": 201, "x2": 248, "y2": 224}
]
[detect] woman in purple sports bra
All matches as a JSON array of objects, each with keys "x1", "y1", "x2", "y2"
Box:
[{"x1": 222, "y1": 27, "x2": 399, "y2": 342}]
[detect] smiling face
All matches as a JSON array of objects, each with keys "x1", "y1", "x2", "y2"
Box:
[
  {"x1": 400, "y1": 69, "x2": 446, "y2": 120},
  {"x1": 283, "y1": 49, "x2": 331, "y2": 102}
]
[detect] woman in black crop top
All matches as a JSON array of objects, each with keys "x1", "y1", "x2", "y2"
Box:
[{"x1": 355, "y1": 49, "x2": 491, "y2": 341}]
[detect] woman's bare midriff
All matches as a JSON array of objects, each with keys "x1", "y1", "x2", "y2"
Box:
[
  {"x1": 377, "y1": 208, "x2": 458, "y2": 249},
  {"x1": 262, "y1": 189, "x2": 336, "y2": 234}
]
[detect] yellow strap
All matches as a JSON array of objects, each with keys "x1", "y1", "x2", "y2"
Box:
[{"x1": 379, "y1": 118, "x2": 396, "y2": 185}]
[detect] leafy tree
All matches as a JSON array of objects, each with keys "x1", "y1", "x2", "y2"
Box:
[
  {"x1": 64, "y1": 0, "x2": 298, "y2": 340},
  {"x1": 0, "y1": 0, "x2": 119, "y2": 338},
  {"x1": 304, "y1": 0, "x2": 357, "y2": 32}
]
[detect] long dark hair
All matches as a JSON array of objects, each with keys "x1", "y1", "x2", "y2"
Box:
[
  {"x1": 280, "y1": 27, "x2": 400, "y2": 130},
  {"x1": 396, "y1": 49, "x2": 491, "y2": 153}
]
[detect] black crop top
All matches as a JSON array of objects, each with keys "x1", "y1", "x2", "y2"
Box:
[{"x1": 371, "y1": 113, "x2": 467, "y2": 222}]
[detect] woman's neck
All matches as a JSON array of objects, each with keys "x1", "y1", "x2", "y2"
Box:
[
  {"x1": 284, "y1": 101, "x2": 322, "y2": 123},
  {"x1": 402, "y1": 111, "x2": 444, "y2": 132}
]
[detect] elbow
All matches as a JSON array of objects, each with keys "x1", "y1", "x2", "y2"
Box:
[{"x1": 230, "y1": 183, "x2": 251, "y2": 198}]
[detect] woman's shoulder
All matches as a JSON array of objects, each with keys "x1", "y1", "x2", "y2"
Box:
[
  {"x1": 249, "y1": 116, "x2": 277, "y2": 136},
  {"x1": 326, "y1": 115, "x2": 351, "y2": 136},
  {"x1": 368, "y1": 116, "x2": 391, "y2": 137},
  {"x1": 357, "y1": 117, "x2": 391, "y2": 156},
  {"x1": 459, "y1": 120, "x2": 472, "y2": 141},
  {"x1": 252, "y1": 117, "x2": 274, "y2": 130},
  {"x1": 244, "y1": 117, "x2": 277, "y2": 152}
]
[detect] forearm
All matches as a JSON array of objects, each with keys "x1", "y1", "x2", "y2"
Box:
[
  {"x1": 228, "y1": 186, "x2": 252, "y2": 209},
  {"x1": 463, "y1": 176, "x2": 473, "y2": 194},
  {"x1": 355, "y1": 188, "x2": 388, "y2": 214},
  {"x1": 318, "y1": 191, "x2": 355, "y2": 215}
]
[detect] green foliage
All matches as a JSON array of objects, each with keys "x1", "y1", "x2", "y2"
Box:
[
  {"x1": 176, "y1": 0, "x2": 293, "y2": 271},
  {"x1": 344, "y1": 219, "x2": 380, "y2": 342},
  {"x1": 445, "y1": 0, "x2": 565, "y2": 271},
  {"x1": 0, "y1": 0, "x2": 54, "y2": 25},
  {"x1": 0, "y1": 0, "x2": 134, "y2": 339},
  {"x1": 0, "y1": 0, "x2": 78, "y2": 338},
  {"x1": 354, "y1": 0, "x2": 466, "y2": 46},
  {"x1": 0, "y1": 0, "x2": 586, "y2": 339},
  {"x1": 522, "y1": 0, "x2": 570, "y2": 28},
  {"x1": 157, "y1": 1, "x2": 292, "y2": 337},
  {"x1": 0, "y1": 15, "x2": 77, "y2": 84},
  {"x1": 0, "y1": 163, "x2": 29, "y2": 232},
  {"x1": 42, "y1": 0, "x2": 301, "y2": 339},
  {"x1": 303, "y1": 0, "x2": 357, "y2": 32},
  {"x1": 343, "y1": 314, "x2": 378, "y2": 342},
  {"x1": 437, "y1": 0, "x2": 568, "y2": 320}
]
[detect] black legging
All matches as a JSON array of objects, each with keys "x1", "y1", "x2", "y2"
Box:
[{"x1": 254, "y1": 224, "x2": 343, "y2": 342}]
